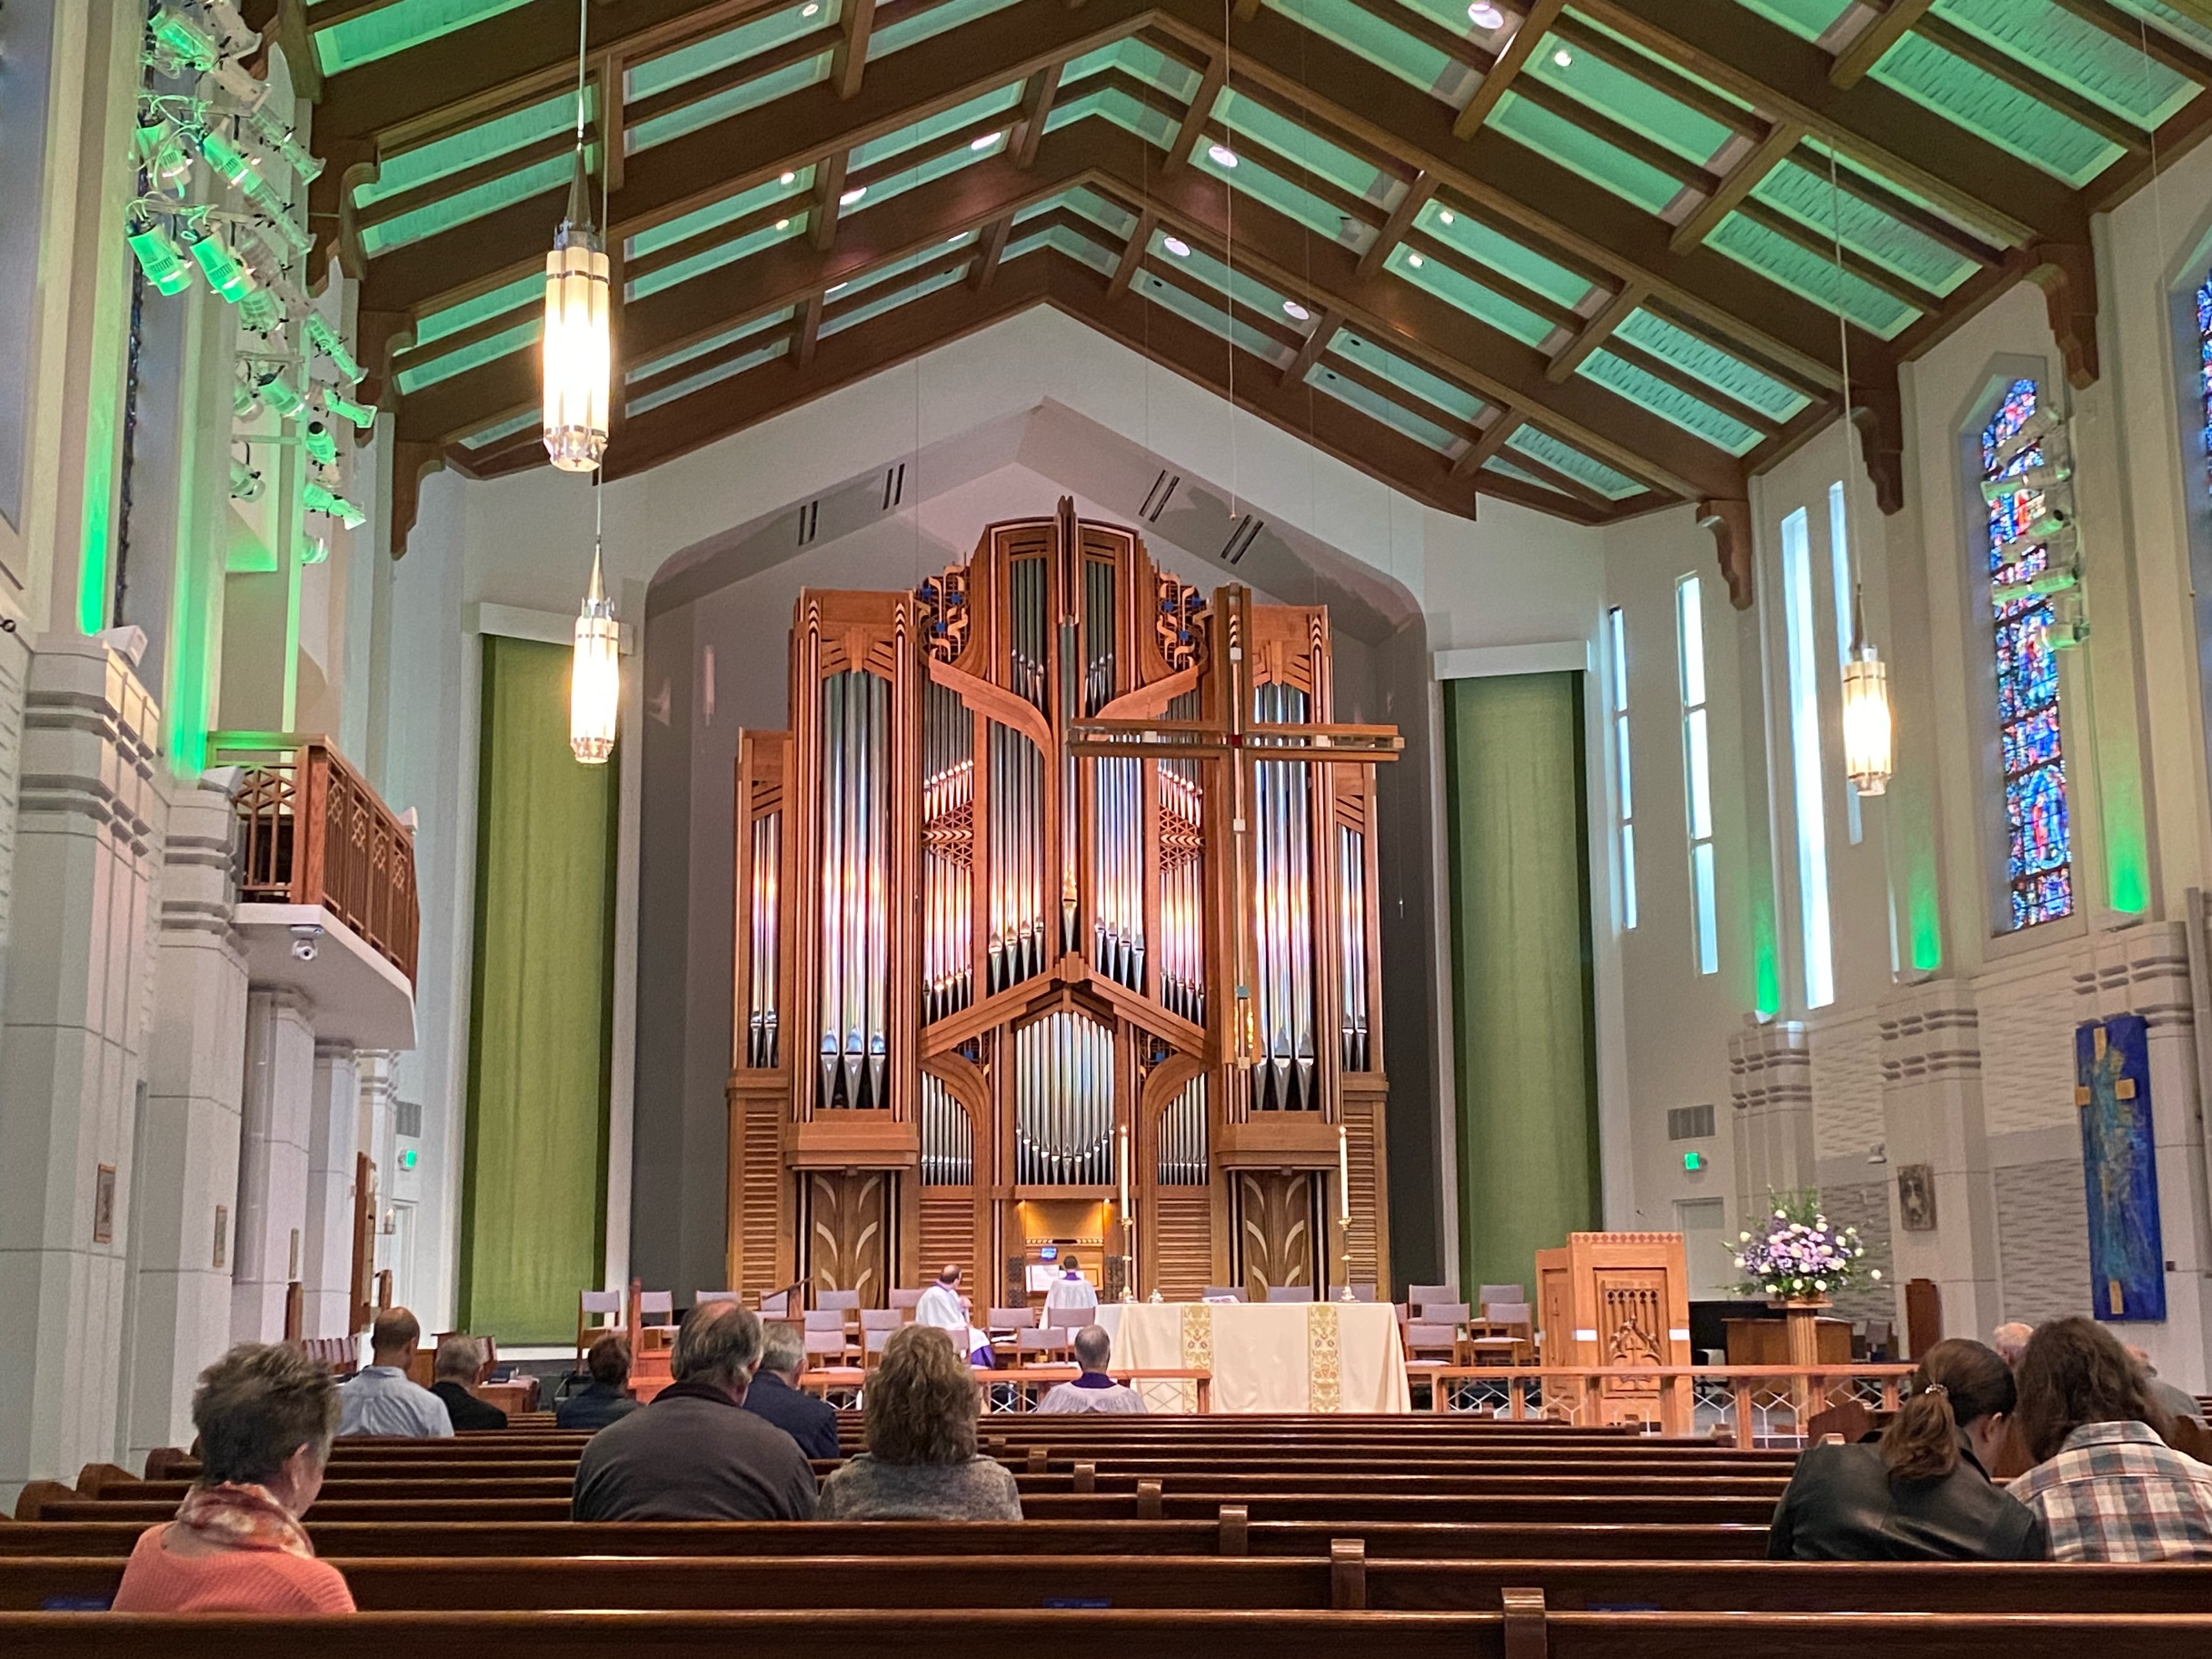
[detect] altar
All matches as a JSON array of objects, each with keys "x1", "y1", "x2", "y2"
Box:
[{"x1": 1105, "y1": 1300, "x2": 1410, "y2": 1414}]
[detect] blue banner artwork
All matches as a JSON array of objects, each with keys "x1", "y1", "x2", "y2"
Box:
[{"x1": 2075, "y1": 1015, "x2": 2165, "y2": 1323}]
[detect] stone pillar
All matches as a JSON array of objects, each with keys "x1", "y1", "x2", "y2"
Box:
[
  {"x1": 118, "y1": 781, "x2": 248, "y2": 1465},
  {"x1": 356, "y1": 1051, "x2": 398, "y2": 1307},
  {"x1": 1879, "y1": 979, "x2": 1999, "y2": 1345},
  {"x1": 230, "y1": 989, "x2": 316, "y2": 1343},
  {"x1": 2080, "y1": 923, "x2": 2212, "y2": 1393},
  {"x1": 1729, "y1": 1020, "x2": 1816, "y2": 1222},
  {"x1": 302, "y1": 1042, "x2": 359, "y2": 1339},
  {"x1": 0, "y1": 638, "x2": 165, "y2": 1497}
]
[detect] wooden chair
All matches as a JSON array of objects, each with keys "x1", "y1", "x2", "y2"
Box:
[
  {"x1": 1202, "y1": 1285, "x2": 1247, "y2": 1302},
  {"x1": 859, "y1": 1308, "x2": 901, "y2": 1337},
  {"x1": 1346, "y1": 1284, "x2": 1377, "y2": 1303},
  {"x1": 1403, "y1": 1320, "x2": 1457, "y2": 1368},
  {"x1": 1408, "y1": 1283, "x2": 1455, "y2": 1310},
  {"x1": 1265, "y1": 1285, "x2": 1315, "y2": 1303},
  {"x1": 804, "y1": 1308, "x2": 855, "y2": 1366},
  {"x1": 1419, "y1": 1300, "x2": 1471, "y2": 1326},
  {"x1": 888, "y1": 1288, "x2": 925, "y2": 1320},
  {"x1": 576, "y1": 1290, "x2": 625, "y2": 1370},
  {"x1": 1464, "y1": 1301, "x2": 1535, "y2": 1367},
  {"x1": 1014, "y1": 1327, "x2": 1068, "y2": 1367},
  {"x1": 817, "y1": 1289, "x2": 861, "y2": 1314},
  {"x1": 693, "y1": 1290, "x2": 739, "y2": 1309},
  {"x1": 987, "y1": 1306, "x2": 1036, "y2": 1341},
  {"x1": 861, "y1": 1325, "x2": 897, "y2": 1367},
  {"x1": 1476, "y1": 1283, "x2": 1525, "y2": 1315},
  {"x1": 1041, "y1": 1302, "x2": 1092, "y2": 1331},
  {"x1": 635, "y1": 1290, "x2": 678, "y2": 1354}
]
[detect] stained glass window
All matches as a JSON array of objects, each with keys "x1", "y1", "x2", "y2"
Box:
[
  {"x1": 1982, "y1": 379, "x2": 2070, "y2": 928},
  {"x1": 2198, "y1": 277, "x2": 2212, "y2": 494}
]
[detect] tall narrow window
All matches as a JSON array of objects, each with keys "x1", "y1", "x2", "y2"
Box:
[
  {"x1": 1780, "y1": 509, "x2": 1834, "y2": 1008},
  {"x1": 1982, "y1": 380, "x2": 2071, "y2": 928},
  {"x1": 1827, "y1": 481, "x2": 1863, "y2": 845},
  {"x1": 1608, "y1": 606, "x2": 1636, "y2": 931},
  {"x1": 2197, "y1": 276, "x2": 2212, "y2": 494},
  {"x1": 1677, "y1": 576, "x2": 1718, "y2": 975}
]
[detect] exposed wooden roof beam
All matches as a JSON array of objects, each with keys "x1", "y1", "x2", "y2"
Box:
[
  {"x1": 835, "y1": 0, "x2": 877, "y2": 97},
  {"x1": 811, "y1": 153, "x2": 850, "y2": 251},
  {"x1": 1109, "y1": 208, "x2": 1160, "y2": 297},
  {"x1": 1783, "y1": 142, "x2": 2003, "y2": 267},
  {"x1": 794, "y1": 290, "x2": 826, "y2": 364},
  {"x1": 1828, "y1": 0, "x2": 1937, "y2": 89},
  {"x1": 971, "y1": 214, "x2": 1016, "y2": 287},
  {"x1": 1165, "y1": 54, "x2": 1228, "y2": 172},
  {"x1": 1357, "y1": 174, "x2": 1436, "y2": 279},
  {"x1": 1734, "y1": 199, "x2": 1947, "y2": 314},
  {"x1": 1672, "y1": 121, "x2": 1806, "y2": 254},
  {"x1": 1016, "y1": 65, "x2": 1063, "y2": 167},
  {"x1": 1451, "y1": 407, "x2": 1522, "y2": 478},
  {"x1": 1454, "y1": 0, "x2": 1569, "y2": 139},
  {"x1": 1279, "y1": 307, "x2": 1343, "y2": 388},
  {"x1": 1547, "y1": 282, "x2": 1646, "y2": 383}
]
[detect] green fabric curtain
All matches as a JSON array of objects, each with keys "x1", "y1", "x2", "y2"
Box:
[
  {"x1": 460, "y1": 636, "x2": 618, "y2": 1345},
  {"x1": 1444, "y1": 672, "x2": 1600, "y2": 1297}
]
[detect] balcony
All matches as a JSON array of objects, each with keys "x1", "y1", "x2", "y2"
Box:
[{"x1": 214, "y1": 733, "x2": 419, "y2": 1050}]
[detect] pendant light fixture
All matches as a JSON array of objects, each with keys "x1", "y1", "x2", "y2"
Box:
[
  {"x1": 571, "y1": 477, "x2": 619, "y2": 763},
  {"x1": 1827, "y1": 150, "x2": 1892, "y2": 795},
  {"x1": 543, "y1": 0, "x2": 610, "y2": 472}
]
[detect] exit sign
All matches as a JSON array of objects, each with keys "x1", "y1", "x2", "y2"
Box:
[
  {"x1": 1682, "y1": 1150, "x2": 1708, "y2": 1173},
  {"x1": 398, "y1": 1147, "x2": 420, "y2": 1171}
]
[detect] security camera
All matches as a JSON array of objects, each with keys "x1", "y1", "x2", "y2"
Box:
[{"x1": 290, "y1": 923, "x2": 323, "y2": 962}]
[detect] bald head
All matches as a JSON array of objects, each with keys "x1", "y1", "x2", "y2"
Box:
[
  {"x1": 937, "y1": 1264, "x2": 960, "y2": 1286},
  {"x1": 1992, "y1": 1322, "x2": 2034, "y2": 1367}
]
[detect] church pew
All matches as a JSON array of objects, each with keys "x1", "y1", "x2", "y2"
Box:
[
  {"x1": 7, "y1": 1552, "x2": 2212, "y2": 1615},
  {"x1": 1, "y1": 1607, "x2": 2206, "y2": 1657}
]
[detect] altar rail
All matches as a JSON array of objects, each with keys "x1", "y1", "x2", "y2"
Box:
[
  {"x1": 799, "y1": 1367, "x2": 1213, "y2": 1414},
  {"x1": 1419, "y1": 1364, "x2": 1916, "y2": 1446},
  {"x1": 215, "y1": 732, "x2": 420, "y2": 985}
]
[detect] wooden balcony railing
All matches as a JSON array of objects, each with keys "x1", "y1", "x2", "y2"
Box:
[{"x1": 216, "y1": 733, "x2": 420, "y2": 987}]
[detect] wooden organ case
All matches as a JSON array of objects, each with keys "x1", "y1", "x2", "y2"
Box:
[{"x1": 728, "y1": 501, "x2": 1400, "y2": 1306}]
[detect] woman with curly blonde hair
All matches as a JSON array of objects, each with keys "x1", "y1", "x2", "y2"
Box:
[{"x1": 816, "y1": 1324, "x2": 1021, "y2": 1519}]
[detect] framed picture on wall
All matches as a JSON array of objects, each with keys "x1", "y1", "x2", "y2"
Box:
[
  {"x1": 1897, "y1": 1165, "x2": 1937, "y2": 1233},
  {"x1": 94, "y1": 1165, "x2": 116, "y2": 1244}
]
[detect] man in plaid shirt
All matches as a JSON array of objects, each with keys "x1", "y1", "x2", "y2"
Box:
[{"x1": 2008, "y1": 1317, "x2": 2212, "y2": 1561}]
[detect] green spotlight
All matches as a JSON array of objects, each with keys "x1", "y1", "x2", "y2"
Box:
[
  {"x1": 321, "y1": 389, "x2": 376, "y2": 431},
  {"x1": 303, "y1": 483, "x2": 366, "y2": 530},
  {"x1": 236, "y1": 287, "x2": 282, "y2": 333},
  {"x1": 127, "y1": 213, "x2": 194, "y2": 296},
  {"x1": 229, "y1": 459, "x2": 263, "y2": 502},
  {"x1": 232, "y1": 380, "x2": 256, "y2": 417},
  {"x1": 253, "y1": 368, "x2": 303, "y2": 417},
  {"x1": 194, "y1": 126, "x2": 256, "y2": 190},
  {"x1": 297, "y1": 531, "x2": 329, "y2": 566},
  {"x1": 149, "y1": 8, "x2": 220, "y2": 71},
  {"x1": 302, "y1": 420, "x2": 336, "y2": 466},
  {"x1": 135, "y1": 121, "x2": 194, "y2": 193},
  {"x1": 188, "y1": 225, "x2": 255, "y2": 302},
  {"x1": 305, "y1": 315, "x2": 364, "y2": 383}
]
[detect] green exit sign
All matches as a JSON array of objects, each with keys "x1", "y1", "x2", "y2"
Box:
[
  {"x1": 398, "y1": 1147, "x2": 420, "y2": 1172},
  {"x1": 1682, "y1": 1150, "x2": 1708, "y2": 1173}
]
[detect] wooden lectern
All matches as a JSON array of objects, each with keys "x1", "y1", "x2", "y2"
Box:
[{"x1": 1535, "y1": 1232, "x2": 1693, "y2": 1434}]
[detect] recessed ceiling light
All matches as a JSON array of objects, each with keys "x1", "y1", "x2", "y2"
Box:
[
  {"x1": 971, "y1": 132, "x2": 1002, "y2": 152},
  {"x1": 1207, "y1": 143, "x2": 1239, "y2": 168},
  {"x1": 801, "y1": 3, "x2": 819, "y2": 14},
  {"x1": 781, "y1": 170, "x2": 796, "y2": 184},
  {"x1": 1439, "y1": 209, "x2": 1455, "y2": 225},
  {"x1": 1284, "y1": 300, "x2": 1310, "y2": 321},
  {"x1": 1407, "y1": 252, "x2": 1424, "y2": 268},
  {"x1": 840, "y1": 186, "x2": 866, "y2": 205},
  {"x1": 1553, "y1": 47, "x2": 1573, "y2": 67},
  {"x1": 948, "y1": 233, "x2": 965, "y2": 244},
  {"x1": 775, "y1": 218, "x2": 789, "y2": 230},
  {"x1": 1163, "y1": 235, "x2": 1191, "y2": 256},
  {"x1": 1467, "y1": 3, "x2": 1505, "y2": 25},
  {"x1": 829, "y1": 282, "x2": 847, "y2": 294}
]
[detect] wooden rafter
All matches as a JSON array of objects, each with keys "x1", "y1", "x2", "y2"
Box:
[
  {"x1": 1279, "y1": 307, "x2": 1342, "y2": 389},
  {"x1": 970, "y1": 214, "x2": 1016, "y2": 288},
  {"x1": 1672, "y1": 121, "x2": 1808, "y2": 255},
  {"x1": 1828, "y1": 0, "x2": 1937, "y2": 90},
  {"x1": 1016, "y1": 65, "x2": 1063, "y2": 167},
  {"x1": 835, "y1": 0, "x2": 877, "y2": 98},
  {"x1": 1455, "y1": 0, "x2": 1569, "y2": 140},
  {"x1": 1357, "y1": 174, "x2": 1436, "y2": 280},
  {"x1": 1109, "y1": 208, "x2": 1160, "y2": 297},
  {"x1": 1547, "y1": 283, "x2": 1646, "y2": 384},
  {"x1": 1165, "y1": 55, "x2": 1228, "y2": 172},
  {"x1": 1451, "y1": 408, "x2": 1522, "y2": 478}
]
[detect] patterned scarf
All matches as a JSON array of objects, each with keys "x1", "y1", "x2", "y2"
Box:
[{"x1": 173, "y1": 1482, "x2": 317, "y2": 1560}]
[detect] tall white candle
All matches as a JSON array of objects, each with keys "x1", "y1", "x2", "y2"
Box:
[
  {"x1": 1337, "y1": 1125, "x2": 1351, "y2": 1223},
  {"x1": 1119, "y1": 1124, "x2": 1131, "y2": 1217}
]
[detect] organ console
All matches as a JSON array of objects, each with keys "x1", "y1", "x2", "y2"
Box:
[{"x1": 728, "y1": 499, "x2": 1400, "y2": 1306}]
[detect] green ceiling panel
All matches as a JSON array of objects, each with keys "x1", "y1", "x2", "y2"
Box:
[
  {"x1": 1482, "y1": 457, "x2": 1572, "y2": 497},
  {"x1": 1264, "y1": 0, "x2": 1460, "y2": 100},
  {"x1": 1006, "y1": 225, "x2": 1119, "y2": 276},
  {"x1": 1331, "y1": 330, "x2": 1488, "y2": 424},
  {"x1": 1205, "y1": 149, "x2": 1364, "y2": 241},
  {"x1": 1934, "y1": 0, "x2": 2194, "y2": 127},
  {"x1": 1507, "y1": 426, "x2": 1644, "y2": 499},
  {"x1": 869, "y1": 0, "x2": 1026, "y2": 59},
  {"x1": 458, "y1": 408, "x2": 540, "y2": 452},
  {"x1": 629, "y1": 171, "x2": 812, "y2": 260},
  {"x1": 1415, "y1": 201, "x2": 1596, "y2": 311},
  {"x1": 1707, "y1": 212, "x2": 1918, "y2": 338},
  {"x1": 1059, "y1": 37, "x2": 1201, "y2": 101},
  {"x1": 1612, "y1": 308, "x2": 1809, "y2": 422},
  {"x1": 1153, "y1": 235, "x2": 1305, "y2": 321},
  {"x1": 1576, "y1": 349, "x2": 1763, "y2": 455},
  {"x1": 1215, "y1": 89, "x2": 1390, "y2": 205},
  {"x1": 1489, "y1": 93, "x2": 1685, "y2": 215},
  {"x1": 2111, "y1": 0, "x2": 2212, "y2": 55},
  {"x1": 628, "y1": 308, "x2": 793, "y2": 384},
  {"x1": 628, "y1": 3, "x2": 839, "y2": 103},
  {"x1": 1136, "y1": 269, "x2": 1294, "y2": 366},
  {"x1": 1524, "y1": 39, "x2": 1735, "y2": 166},
  {"x1": 1385, "y1": 244, "x2": 1559, "y2": 349},
  {"x1": 627, "y1": 339, "x2": 788, "y2": 418},
  {"x1": 1870, "y1": 33, "x2": 2120, "y2": 186},
  {"x1": 414, "y1": 271, "x2": 541, "y2": 349},
  {"x1": 822, "y1": 266, "x2": 969, "y2": 339},
  {"x1": 1728, "y1": 0, "x2": 1856, "y2": 44},
  {"x1": 853, "y1": 85, "x2": 1026, "y2": 169},
  {"x1": 1751, "y1": 158, "x2": 1975, "y2": 297},
  {"x1": 1061, "y1": 187, "x2": 1140, "y2": 240},
  {"x1": 1308, "y1": 363, "x2": 1460, "y2": 452},
  {"x1": 395, "y1": 317, "x2": 539, "y2": 395},
  {"x1": 846, "y1": 132, "x2": 1001, "y2": 216},
  {"x1": 355, "y1": 88, "x2": 579, "y2": 209},
  {"x1": 360, "y1": 148, "x2": 581, "y2": 256},
  {"x1": 1047, "y1": 87, "x2": 1178, "y2": 151},
  {"x1": 630, "y1": 51, "x2": 831, "y2": 152},
  {"x1": 313, "y1": 0, "x2": 535, "y2": 75},
  {"x1": 627, "y1": 214, "x2": 806, "y2": 301},
  {"x1": 833, "y1": 234, "x2": 975, "y2": 303}
]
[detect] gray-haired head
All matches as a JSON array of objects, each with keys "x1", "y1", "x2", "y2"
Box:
[
  {"x1": 1991, "y1": 1321, "x2": 2034, "y2": 1367},
  {"x1": 671, "y1": 1298, "x2": 764, "y2": 1393},
  {"x1": 759, "y1": 1319, "x2": 806, "y2": 1380},
  {"x1": 1073, "y1": 1324, "x2": 1112, "y2": 1372},
  {"x1": 432, "y1": 1334, "x2": 484, "y2": 1382}
]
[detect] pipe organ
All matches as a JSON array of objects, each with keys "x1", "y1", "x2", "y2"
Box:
[{"x1": 729, "y1": 501, "x2": 1400, "y2": 1305}]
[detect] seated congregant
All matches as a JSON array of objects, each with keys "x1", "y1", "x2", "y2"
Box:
[
  {"x1": 742, "y1": 1319, "x2": 841, "y2": 1460},
  {"x1": 1036, "y1": 1325, "x2": 1145, "y2": 1414},
  {"x1": 1766, "y1": 1338, "x2": 2044, "y2": 1561},
  {"x1": 817, "y1": 1325, "x2": 1021, "y2": 1519},
  {"x1": 2127, "y1": 1345, "x2": 2204, "y2": 1428},
  {"x1": 428, "y1": 1336, "x2": 507, "y2": 1431},
  {"x1": 336, "y1": 1308, "x2": 451, "y2": 1438},
  {"x1": 570, "y1": 1300, "x2": 818, "y2": 1521},
  {"x1": 557, "y1": 1334, "x2": 641, "y2": 1432},
  {"x1": 112, "y1": 1343, "x2": 355, "y2": 1613},
  {"x1": 2010, "y1": 1315, "x2": 2212, "y2": 1560},
  {"x1": 1991, "y1": 1322, "x2": 2034, "y2": 1369}
]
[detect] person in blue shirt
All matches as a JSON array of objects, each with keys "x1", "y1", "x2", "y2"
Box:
[
  {"x1": 741, "y1": 1319, "x2": 841, "y2": 1461},
  {"x1": 335, "y1": 1309, "x2": 452, "y2": 1438}
]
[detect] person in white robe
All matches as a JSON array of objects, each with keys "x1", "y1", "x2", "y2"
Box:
[
  {"x1": 1044, "y1": 1255, "x2": 1098, "y2": 1317},
  {"x1": 913, "y1": 1265, "x2": 992, "y2": 1364}
]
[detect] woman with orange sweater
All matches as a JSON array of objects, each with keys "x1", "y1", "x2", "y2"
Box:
[{"x1": 112, "y1": 1343, "x2": 355, "y2": 1613}]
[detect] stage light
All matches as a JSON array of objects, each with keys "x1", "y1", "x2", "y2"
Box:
[
  {"x1": 303, "y1": 482, "x2": 366, "y2": 528},
  {"x1": 1439, "y1": 209, "x2": 1455, "y2": 225},
  {"x1": 239, "y1": 167, "x2": 291, "y2": 220},
  {"x1": 302, "y1": 419, "x2": 337, "y2": 466},
  {"x1": 322, "y1": 389, "x2": 377, "y2": 430},
  {"x1": 840, "y1": 185, "x2": 866, "y2": 205},
  {"x1": 1207, "y1": 143, "x2": 1238, "y2": 168},
  {"x1": 782, "y1": 170, "x2": 797, "y2": 184},
  {"x1": 189, "y1": 225, "x2": 256, "y2": 302},
  {"x1": 127, "y1": 213, "x2": 195, "y2": 296},
  {"x1": 236, "y1": 287, "x2": 282, "y2": 333},
  {"x1": 149, "y1": 8, "x2": 220, "y2": 72},
  {"x1": 775, "y1": 218, "x2": 789, "y2": 230},
  {"x1": 203, "y1": 0, "x2": 261, "y2": 54},
  {"x1": 254, "y1": 367, "x2": 304, "y2": 417},
  {"x1": 233, "y1": 379, "x2": 257, "y2": 416},
  {"x1": 571, "y1": 545, "x2": 619, "y2": 764},
  {"x1": 298, "y1": 531, "x2": 329, "y2": 566},
  {"x1": 305, "y1": 314, "x2": 364, "y2": 382},
  {"x1": 136, "y1": 121, "x2": 194, "y2": 194},
  {"x1": 251, "y1": 209, "x2": 313, "y2": 260},
  {"x1": 193, "y1": 125, "x2": 258, "y2": 190},
  {"x1": 211, "y1": 58, "x2": 267, "y2": 111},
  {"x1": 248, "y1": 106, "x2": 326, "y2": 183},
  {"x1": 229, "y1": 459, "x2": 264, "y2": 502}
]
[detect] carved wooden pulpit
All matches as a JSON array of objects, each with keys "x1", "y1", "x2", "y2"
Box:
[{"x1": 1535, "y1": 1231, "x2": 1692, "y2": 1434}]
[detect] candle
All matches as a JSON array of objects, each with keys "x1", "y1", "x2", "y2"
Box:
[
  {"x1": 1119, "y1": 1124, "x2": 1130, "y2": 1217},
  {"x1": 1337, "y1": 1125, "x2": 1351, "y2": 1224}
]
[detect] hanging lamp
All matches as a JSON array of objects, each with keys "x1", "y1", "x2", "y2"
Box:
[
  {"x1": 542, "y1": 0, "x2": 610, "y2": 472},
  {"x1": 571, "y1": 492, "x2": 619, "y2": 763},
  {"x1": 1826, "y1": 150, "x2": 1893, "y2": 795}
]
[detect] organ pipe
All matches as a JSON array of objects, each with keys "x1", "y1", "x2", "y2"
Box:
[
  {"x1": 747, "y1": 811, "x2": 780, "y2": 1067},
  {"x1": 1339, "y1": 824, "x2": 1368, "y2": 1071},
  {"x1": 815, "y1": 669, "x2": 892, "y2": 1109},
  {"x1": 1015, "y1": 1010, "x2": 1113, "y2": 1185},
  {"x1": 1251, "y1": 682, "x2": 1317, "y2": 1110}
]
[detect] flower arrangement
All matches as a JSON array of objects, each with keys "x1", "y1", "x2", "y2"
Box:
[{"x1": 1733, "y1": 1191, "x2": 1879, "y2": 1301}]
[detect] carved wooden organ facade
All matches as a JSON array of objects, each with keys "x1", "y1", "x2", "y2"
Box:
[{"x1": 729, "y1": 503, "x2": 1399, "y2": 1305}]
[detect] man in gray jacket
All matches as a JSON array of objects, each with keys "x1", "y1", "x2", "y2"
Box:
[{"x1": 571, "y1": 1300, "x2": 819, "y2": 1520}]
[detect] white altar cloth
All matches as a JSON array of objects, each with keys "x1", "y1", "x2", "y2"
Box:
[{"x1": 1106, "y1": 1300, "x2": 1410, "y2": 1414}]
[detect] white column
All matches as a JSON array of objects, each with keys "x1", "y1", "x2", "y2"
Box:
[
  {"x1": 117, "y1": 781, "x2": 248, "y2": 1466},
  {"x1": 1728, "y1": 1020, "x2": 1816, "y2": 1217},
  {"x1": 1879, "y1": 979, "x2": 2000, "y2": 1344},
  {"x1": 230, "y1": 989, "x2": 316, "y2": 1343},
  {"x1": 0, "y1": 638, "x2": 165, "y2": 1498},
  {"x1": 302, "y1": 1042, "x2": 360, "y2": 1339}
]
